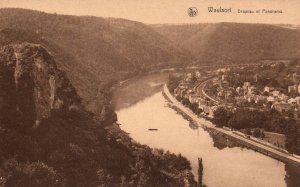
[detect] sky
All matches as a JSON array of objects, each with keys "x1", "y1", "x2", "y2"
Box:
[{"x1": 0, "y1": 0, "x2": 299, "y2": 25}]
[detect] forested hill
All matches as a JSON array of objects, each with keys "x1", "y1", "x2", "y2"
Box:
[
  {"x1": 0, "y1": 8, "x2": 193, "y2": 113},
  {"x1": 0, "y1": 43, "x2": 195, "y2": 186},
  {"x1": 152, "y1": 23, "x2": 300, "y2": 64},
  {"x1": 0, "y1": 9, "x2": 196, "y2": 186}
]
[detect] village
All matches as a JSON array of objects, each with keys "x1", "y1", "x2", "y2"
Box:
[
  {"x1": 172, "y1": 63, "x2": 300, "y2": 119},
  {"x1": 168, "y1": 62, "x2": 300, "y2": 156}
]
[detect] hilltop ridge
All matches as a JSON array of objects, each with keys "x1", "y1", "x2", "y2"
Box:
[{"x1": 153, "y1": 22, "x2": 300, "y2": 63}]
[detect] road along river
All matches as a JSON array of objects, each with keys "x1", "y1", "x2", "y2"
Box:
[{"x1": 112, "y1": 73, "x2": 300, "y2": 187}]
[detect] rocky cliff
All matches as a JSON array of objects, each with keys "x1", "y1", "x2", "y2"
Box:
[{"x1": 0, "y1": 43, "x2": 80, "y2": 130}]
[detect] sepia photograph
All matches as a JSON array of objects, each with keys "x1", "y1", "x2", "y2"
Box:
[{"x1": 0, "y1": 0, "x2": 299, "y2": 186}]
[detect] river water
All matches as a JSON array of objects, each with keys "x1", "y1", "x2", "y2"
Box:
[{"x1": 112, "y1": 73, "x2": 300, "y2": 187}]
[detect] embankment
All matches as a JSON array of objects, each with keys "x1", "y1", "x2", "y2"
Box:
[{"x1": 163, "y1": 84, "x2": 300, "y2": 167}]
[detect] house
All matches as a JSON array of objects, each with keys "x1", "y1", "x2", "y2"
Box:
[
  {"x1": 267, "y1": 96, "x2": 275, "y2": 103},
  {"x1": 243, "y1": 82, "x2": 251, "y2": 91},
  {"x1": 185, "y1": 73, "x2": 193, "y2": 82},
  {"x1": 178, "y1": 81, "x2": 188, "y2": 89},
  {"x1": 187, "y1": 89, "x2": 194, "y2": 94},
  {"x1": 272, "y1": 90, "x2": 280, "y2": 97},
  {"x1": 198, "y1": 98, "x2": 209, "y2": 109},
  {"x1": 295, "y1": 97, "x2": 300, "y2": 106},
  {"x1": 288, "y1": 85, "x2": 298, "y2": 93},
  {"x1": 235, "y1": 96, "x2": 246, "y2": 104},
  {"x1": 264, "y1": 86, "x2": 275, "y2": 93},
  {"x1": 202, "y1": 105, "x2": 216, "y2": 117},
  {"x1": 247, "y1": 96, "x2": 254, "y2": 103},
  {"x1": 189, "y1": 95, "x2": 201, "y2": 103},
  {"x1": 217, "y1": 68, "x2": 231, "y2": 74},
  {"x1": 248, "y1": 85, "x2": 257, "y2": 95},
  {"x1": 224, "y1": 90, "x2": 234, "y2": 100},
  {"x1": 174, "y1": 86, "x2": 188, "y2": 98},
  {"x1": 209, "y1": 106, "x2": 218, "y2": 117},
  {"x1": 212, "y1": 77, "x2": 219, "y2": 85},
  {"x1": 254, "y1": 95, "x2": 268, "y2": 104},
  {"x1": 277, "y1": 94, "x2": 288, "y2": 102},
  {"x1": 236, "y1": 86, "x2": 242, "y2": 94},
  {"x1": 272, "y1": 102, "x2": 292, "y2": 113},
  {"x1": 195, "y1": 71, "x2": 201, "y2": 78},
  {"x1": 222, "y1": 74, "x2": 228, "y2": 81},
  {"x1": 217, "y1": 90, "x2": 225, "y2": 97},
  {"x1": 288, "y1": 98, "x2": 297, "y2": 106},
  {"x1": 292, "y1": 73, "x2": 300, "y2": 83},
  {"x1": 220, "y1": 80, "x2": 229, "y2": 88}
]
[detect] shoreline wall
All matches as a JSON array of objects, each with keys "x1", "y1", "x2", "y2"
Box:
[{"x1": 163, "y1": 85, "x2": 300, "y2": 167}]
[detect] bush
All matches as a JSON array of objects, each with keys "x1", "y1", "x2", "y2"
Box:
[
  {"x1": 252, "y1": 128, "x2": 262, "y2": 138},
  {"x1": 2, "y1": 160, "x2": 64, "y2": 187},
  {"x1": 213, "y1": 107, "x2": 233, "y2": 127}
]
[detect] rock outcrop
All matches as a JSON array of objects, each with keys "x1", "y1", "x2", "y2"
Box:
[{"x1": 0, "y1": 43, "x2": 80, "y2": 129}]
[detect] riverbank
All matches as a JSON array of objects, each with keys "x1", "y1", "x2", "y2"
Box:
[{"x1": 163, "y1": 84, "x2": 300, "y2": 167}]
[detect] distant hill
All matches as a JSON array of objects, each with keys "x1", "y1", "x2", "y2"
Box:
[
  {"x1": 0, "y1": 8, "x2": 193, "y2": 112},
  {"x1": 152, "y1": 23, "x2": 300, "y2": 64}
]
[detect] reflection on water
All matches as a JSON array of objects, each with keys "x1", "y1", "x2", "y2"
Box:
[
  {"x1": 114, "y1": 74, "x2": 300, "y2": 187},
  {"x1": 112, "y1": 73, "x2": 169, "y2": 110}
]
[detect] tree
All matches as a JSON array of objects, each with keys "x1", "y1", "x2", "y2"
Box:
[
  {"x1": 228, "y1": 114, "x2": 248, "y2": 130},
  {"x1": 167, "y1": 74, "x2": 181, "y2": 92},
  {"x1": 285, "y1": 123, "x2": 300, "y2": 155},
  {"x1": 2, "y1": 160, "x2": 63, "y2": 187},
  {"x1": 213, "y1": 107, "x2": 233, "y2": 127},
  {"x1": 252, "y1": 128, "x2": 262, "y2": 138},
  {"x1": 190, "y1": 103, "x2": 200, "y2": 114},
  {"x1": 181, "y1": 98, "x2": 190, "y2": 106}
]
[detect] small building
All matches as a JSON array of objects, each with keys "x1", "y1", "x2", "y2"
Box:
[
  {"x1": 264, "y1": 86, "x2": 275, "y2": 93},
  {"x1": 236, "y1": 86, "x2": 242, "y2": 94},
  {"x1": 288, "y1": 85, "x2": 298, "y2": 93},
  {"x1": 254, "y1": 95, "x2": 268, "y2": 104},
  {"x1": 189, "y1": 95, "x2": 201, "y2": 103},
  {"x1": 288, "y1": 98, "x2": 297, "y2": 106},
  {"x1": 267, "y1": 96, "x2": 275, "y2": 103},
  {"x1": 185, "y1": 73, "x2": 193, "y2": 82},
  {"x1": 220, "y1": 80, "x2": 229, "y2": 89},
  {"x1": 295, "y1": 97, "x2": 300, "y2": 106},
  {"x1": 195, "y1": 70, "x2": 201, "y2": 78},
  {"x1": 248, "y1": 86, "x2": 257, "y2": 95},
  {"x1": 212, "y1": 77, "x2": 219, "y2": 85},
  {"x1": 292, "y1": 73, "x2": 300, "y2": 83},
  {"x1": 272, "y1": 90, "x2": 280, "y2": 97},
  {"x1": 222, "y1": 74, "x2": 228, "y2": 81},
  {"x1": 243, "y1": 82, "x2": 251, "y2": 90}
]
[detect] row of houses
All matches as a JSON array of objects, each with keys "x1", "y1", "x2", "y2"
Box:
[
  {"x1": 288, "y1": 84, "x2": 300, "y2": 94},
  {"x1": 174, "y1": 71, "x2": 218, "y2": 116},
  {"x1": 188, "y1": 95, "x2": 216, "y2": 116}
]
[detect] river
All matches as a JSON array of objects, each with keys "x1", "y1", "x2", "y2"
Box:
[{"x1": 112, "y1": 73, "x2": 300, "y2": 187}]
